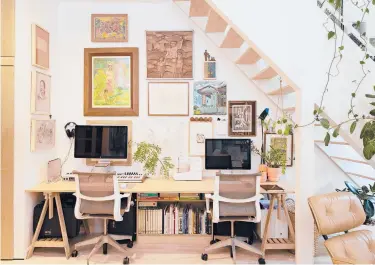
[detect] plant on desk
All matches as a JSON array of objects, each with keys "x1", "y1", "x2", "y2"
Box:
[
  {"x1": 252, "y1": 145, "x2": 286, "y2": 182},
  {"x1": 133, "y1": 141, "x2": 174, "y2": 179}
]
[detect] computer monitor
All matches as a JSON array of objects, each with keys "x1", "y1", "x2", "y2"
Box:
[
  {"x1": 205, "y1": 139, "x2": 251, "y2": 170},
  {"x1": 74, "y1": 125, "x2": 128, "y2": 159}
]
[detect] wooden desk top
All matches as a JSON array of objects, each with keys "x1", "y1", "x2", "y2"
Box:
[{"x1": 26, "y1": 178, "x2": 295, "y2": 194}]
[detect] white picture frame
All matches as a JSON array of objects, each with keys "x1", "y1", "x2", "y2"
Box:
[
  {"x1": 148, "y1": 82, "x2": 189, "y2": 116},
  {"x1": 189, "y1": 121, "x2": 213, "y2": 156}
]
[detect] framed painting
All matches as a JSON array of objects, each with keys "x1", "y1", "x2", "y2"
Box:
[
  {"x1": 148, "y1": 82, "x2": 189, "y2": 116},
  {"x1": 30, "y1": 119, "x2": 55, "y2": 152},
  {"x1": 189, "y1": 120, "x2": 213, "y2": 156},
  {"x1": 31, "y1": 71, "x2": 51, "y2": 115},
  {"x1": 91, "y1": 14, "x2": 128, "y2": 42},
  {"x1": 204, "y1": 61, "x2": 216, "y2": 80},
  {"x1": 146, "y1": 31, "x2": 193, "y2": 79},
  {"x1": 228, "y1": 100, "x2": 256, "y2": 137},
  {"x1": 193, "y1": 81, "x2": 227, "y2": 115},
  {"x1": 264, "y1": 133, "x2": 294, "y2": 166},
  {"x1": 84, "y1": 48, "x2": 139, "y2": 116},
  {"x1": 32, "y1": 24, "x2": 49, "y2": 69}
]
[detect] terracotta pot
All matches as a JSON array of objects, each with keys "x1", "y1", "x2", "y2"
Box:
[
  {"x1": 259, "y1": 164, "x2": 268, "y2": 172},
  {"x1": 267, "y1": 167, "x2": 282, "y2": 182}
]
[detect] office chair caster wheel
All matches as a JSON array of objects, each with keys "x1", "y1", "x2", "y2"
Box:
[
  {"x1": 123, "y1": 257, "x2": 130, "y2": 264},
  {"x1": 258, "y1": 258, "x2": 266, "y2": 264},
  {"x1": 201, "y1": 253, "x2": 208, "y2": 261},
  {"x1": 71, "y1": 250, "x2": 78, "y2": 257},
  {"x1": 127, "y1": 241, "x2": 133, "y2": 248},
  {"x1": 103, "y1": 243, "x2": 108, "y2": 254},
  {"x1": 210, "y1": 239, "x2": 220, "y2": 245},
  {"x1": 230, "y1": 248, "x2": 233, "y2": 258}
]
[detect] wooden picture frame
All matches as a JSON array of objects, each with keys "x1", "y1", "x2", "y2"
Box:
[
  {"x1": 189, "y1": 120, "x2": 213, "y2": 156},
  {"x1": 32, "y1": 24, "x2": 49, "y2": 69},
  {"x1": 84, "y1": 48, "x2": 139, "y2": 116},
  {"x1": 264, "y1": 133, "x2": 294, "y2": 167},
  {"x1": 148, "y1": 82, "x2": 189, "y2": 116},
  {"x1": 31, "y1": 71, "x2": 51, "y2": 115},
  {"x1": 228, "y1": 100, "x2": 256, "y2": 137},
  {"x1": 86, "y1": 120, "x2": 133, "y2": 166},
  {"x1": 91, "y1": 14, "x2": 128, "y2": 42},
  {"x1": 204, "y1": 61, "x2": 216, "y2": 80},
  {"x1": 30, "y1": 119, "x2": 55, "y2": 152}
]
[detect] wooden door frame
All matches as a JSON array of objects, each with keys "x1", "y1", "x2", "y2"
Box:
[{"x1": 1, "y1": 0, "x2": 15, "y2": 260}]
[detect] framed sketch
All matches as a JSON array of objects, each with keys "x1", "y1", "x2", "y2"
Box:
[
  {"x1": 91, "y1": 14, "x2": 128, "y2": 42},
  {"x1": 264, "y1": 133, "x2": 294, "y2": 166},
  {"x1": 228, "y1": 100, "x2": 256, "y2": 137},
  {"x1": 84, "y1": 47, "x2": 139, "y2": 116},
  {"x1": 193, "y1": 81, "x2": 227, "y2": 115},
  {"x1": 148, "y1": 82, "x2": 189, "y2": 116},
  {"x1": 146, "y1": 31, "x2": 193, "y2": 79},
  {"x1": 204, "y1": 61, "x2": 216, "y2": 80},
  {"x1": 32, "y1": 24, "x2": 49, "y2": 69},
  {"x1": 189, "y1": 120, "x2": 213, "y2": 156},
  {"x1": 30, "y1": 119, "x2": 55, "y2": 152},
  {"x1": 31, "y1": 71, "x2": 51, "y2": 115}
]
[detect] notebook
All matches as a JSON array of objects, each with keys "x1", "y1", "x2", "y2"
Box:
[{"x1": 47, "y1": 158, "x2": 61, "y2": 183}]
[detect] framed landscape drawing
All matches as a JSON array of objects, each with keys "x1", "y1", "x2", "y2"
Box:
[
  {"x1": 91, "y1": 14, "x2": 128, "y2": 42},
  {"x1": 31, "y1": 71, "x2": 51, "y2": 115},
  {"x1": 32, "y1": 24, "x2": 49, "y2": 69},
  {"x1": 193, "y1": 81, "x2": 226, "y2": 115},
  {"x1": 148, "y1": 82, "x2": 189, "y2": 116},
  {"x1": 189, "y1": 120, "x2": 213, "y2": 156},
  {"x1": 228, "y1": 101, "x2": 256, "y2": 137},
  {"x1": 30, "y1": 119, "x2": 55, "y2": 152},
  {"x1": 146, "y1": 31, "x2": 193, "y2": 79},
  {"x1": 84, "y1": 48, "x2": 139, "y2": 116},
  {"x1": 264, "y1": 133, "x2": 294, "y2": 166}
]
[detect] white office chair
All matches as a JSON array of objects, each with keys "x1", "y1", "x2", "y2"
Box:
[
  {"x1": 202, "y1": 173, "x2": 265, "y2": 264},
  {"x1": 72, "y1": 171, "x2": 132, "y2": 264}
]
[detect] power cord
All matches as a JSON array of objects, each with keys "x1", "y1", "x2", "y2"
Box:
[{"x1": 61, "y1": 138, "x2": 74, "y2": 172}]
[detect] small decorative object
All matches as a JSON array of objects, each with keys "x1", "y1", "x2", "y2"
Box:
[
  {"x1": 228, "y1": 100, "x2": 256, "y2": 137},
  {"x1": 259, "y1": 164, "x2": 268, "y2": 182},
  {"x1": 84, "y1": 48, "x2": 139, "y2": 116},
  {"x1": 31, "y1": 71, "x2": 51, "y2": 115},
  {"x1": 252, "y1": 144, "x2": 286, "y2": 182},
  {"x1": 264, "y1": 133, "x2": 294, "y2": 167},
  {"x1": 193, "y1": 81, "x2": 227, "y2": 115},
  {"x1": 146, "y1": 31, "x2": 193, "y2": 79},
  {"x1": 204, "y1": 50, "x2": 210, "y2": 61},
  {"x1": 148, "y1": 82, "x2": 189, "y2": 116},
  {"x1": 204, "y1": 61, "x2": 216, "y2": 80},
  {"x1": 30, "y1": 119, "x2": 56, "y2": 152},
  {"x1": 32, "y1": 24, "x2": 49, "y2": 69},
  {"x1": 91, "y1": 14, "x2": 128, "y2": 42},
  {"x1": 189, "y1": 120, "x2": 213, "y2": 156},
  {"x1": 133, "y1": 141, "x2": 174, "y2": 179},
  {"x1": 190, "y1": 117, "x2": 212, "y2": 122}
]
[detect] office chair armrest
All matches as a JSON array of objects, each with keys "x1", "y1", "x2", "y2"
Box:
[
  {"x1": 205, "y1": 194, "x2": 213, "y2": 213},
  {"x1": 217, "y1": 194, "x2": 263, "y2": 204},
  {"x1": 120, "y1": 193, "x2": 132, "y2": 212},
  {"x1": 119, "y1": 193, "x2": 131, "y2": 199}
]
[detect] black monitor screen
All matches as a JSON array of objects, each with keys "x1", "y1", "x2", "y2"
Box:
[
  {"x1": 74, "y1": 125, "x2": 128, "y2": 159},
  {"x1": 205, "y1": 139, "x2": 251, "y2": 170}
]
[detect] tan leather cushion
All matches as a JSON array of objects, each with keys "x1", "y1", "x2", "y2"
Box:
[
  {"x1": 325, "y1": 230, "x2": 375, "y2": 264},
  {"x1": 308, "y1": 192, "x2": 365, "y2": 235},
  {"x1": 81, "y1": 197, "x2": 128, "y2": 216}
]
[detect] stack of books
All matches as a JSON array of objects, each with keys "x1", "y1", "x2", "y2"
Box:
[
  {"x1": 159, "y1": 193, "x2": 179, "y2": 200},
  {"x1": 139, "y1": 193, "x2": 159, "y2": 201},
  {"x1": 179, "y1": 193, "x2": 201, "y2": 201}
]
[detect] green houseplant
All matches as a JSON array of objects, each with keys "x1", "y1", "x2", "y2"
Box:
[{"x1": 252, "y1": 145, "x2": 287, "y2": 182}]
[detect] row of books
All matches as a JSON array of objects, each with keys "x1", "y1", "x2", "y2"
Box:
[
  {"x1": 139, "y1": 193, "x2": 202, "y2": 201},
  {"x1": 137, "y1": 203, "x2": 212, "y2": 235}
]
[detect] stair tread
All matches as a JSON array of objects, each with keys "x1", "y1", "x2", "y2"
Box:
[
  {"x1": 346, "y1": 172, "x2": 375, "y2": 181},
  {"x1": 330, "y1": 156, "x2": 369, "y2": 165},
  {"x1": 205, "y1": 8, "x2": 227, "y2": 33},
  {"x1": 236, "y1": 48, "x2": 261, "y2": 65},
  {"x1": 267, "y1": 85, "x2": 294, "y2": 96},
  {"x1": 252, "y1": 66, "x2": 278, "y2": 80},
  {"x1": 189, "y1": 0, "x2": 211, "y2": 17},
  {"x1": 314, "y1": 140, "x2": 349, "y2": 145},
  {"x1": 220, "y1": 28, "x2": 244, "y2": 48}
]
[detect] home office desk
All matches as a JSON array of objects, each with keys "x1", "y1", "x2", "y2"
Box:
[{"x1": 26, "y1": 178, "x2": 294, "y2": 259}]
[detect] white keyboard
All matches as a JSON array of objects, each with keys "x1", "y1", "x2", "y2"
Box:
[{"x1": 116, "y1": 172, "x2": 146, "y2": 183}]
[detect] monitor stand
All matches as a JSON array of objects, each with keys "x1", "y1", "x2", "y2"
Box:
[
  {"x1": 220, "y1": 170, "x2": 252, "y2": 175},
  {"x1": 93, "y1": 159, "x2": 112, "y2": 173}
]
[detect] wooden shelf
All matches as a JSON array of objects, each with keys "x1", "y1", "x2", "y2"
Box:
[
  {"x1": 220, "y1": 28, "x2": 244, "y2": 48},
  {"x1": 267, "y1": 85, "x2": 294, "y2": 96},
  {"x1": 34, "y1": 238, "x2": 64, "y2": 248},
  {"x1": 236, "y1": 48, "x2": 260, "y2": 65},
  {"x1": 252, "y1": 66, "x2": 278, "y2": 80},
  {"x1": 264, "y1": 238, "x2": 295, "y2": 250},
  {"x1": 205, "y1": 9, "x2": 227, "y2": 33},
  {"x1": 189, "y1": 0, "x2": 210, "y2": 17},
  {"x1": 330, "y1": 156, "x2": 369, "y2": 165}
]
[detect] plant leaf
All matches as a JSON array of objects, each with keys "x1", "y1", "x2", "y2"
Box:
[
  {"x1": 366, "y1": 54, "x2": 370, "y2": 59},
  {"x1": 370, "y1": 102, "x2": 375, "y2": 107},
  {"x1": 333, "y1": 126, "x2": 340, "y2": 137},
  {"x1": 350, "y1": 121, "x2": 357, "y2": 134},
  {"x1": 324, "y1": 132, "x2": 330, "y2": 146},
  {"x1": 352, "y1": 93, "x2": 356, "y2": 97},
  {"x1": 320, "y1": 118, "x2": 330, "y2": 129},
  {"x1": 366, "y1": 94, "x2": 375, "y2": 98},
  {"x1": 328, "y1": 31, "x2": 336, "y2": 40},
  {"x1": 339, "y1": 45, "x2": 344, "y2": 51},
  {"x1": 360, "y1": 60, "x2": 366, "y2": 65},
  {"x1": 363, "y1": 140, "x2": 375, "y2": 160},
  {"x1": 370, "y1": 109, "x2": 375, "y2": 116},
  {"x1": 365, "y1": 7, "x2": 370, "y2": 13}
]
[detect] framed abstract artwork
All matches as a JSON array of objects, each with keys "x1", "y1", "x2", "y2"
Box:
[
  {"x1": 189, "y1": 120, "x2": 213, "y2": 156},
  {"x1": 32, "y1": 24, "x2": 49, "y2": 69},
  {"x1": 31, "y1": 71, "x2": 51, "y2": 115},
  {"x1": 264, "y1": 133, "x2": 294, "y2": 166},
  {"x1": 91, "y1": 14, "x2": 128, "y2": 42},
  {"x1": 146, "y1": 31, "x2": 193, "y2": 79},
  {"x1": 193, "y1": 81, "x2": 227, "y2": 115},
  {"x1": 84, "y1": 47, "x2": 139, "y2": 116},
  {"x1": 30, "y1": 119, "x2": 55, "y2": 152},
  {"x1": 228, "y1": 100, "x2": 257, "y2": 137},
  {"x1": 148, "y1": 82, "x2": 189, "y2": 116}
]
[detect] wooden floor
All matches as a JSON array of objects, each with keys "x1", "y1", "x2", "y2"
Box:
[{"x1": 3, "y1": 235, "x2": 295, "y2": 264}]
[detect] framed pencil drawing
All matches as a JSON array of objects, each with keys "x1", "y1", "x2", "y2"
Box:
[
  {"x1": 32, "y1": 24, "x2": 49, "y2": 69},
  {"x1": 228, "y1": 100, "x2": 256, "y2": 137},
  {"x1": 30, "y1": 119, "x2": 56, "y2": 152},
  {"x1": 31, "y1": 71, "x2": 51, "y2": 115},
  {"x1": 264, "y1": 133, "x2": 294, "y2": 166},
  {"x1": 91, "y1": 14, "x2": 128, "y2": 42},
  {"x1": 84, "y1": 47, "x2": 139, "y2": 116}
]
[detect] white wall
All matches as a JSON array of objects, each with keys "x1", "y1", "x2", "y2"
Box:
[{"x1": 14, "y1": 0, "x2": 60, "y2": 258}]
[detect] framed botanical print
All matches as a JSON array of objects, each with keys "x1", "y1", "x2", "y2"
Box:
[
  {"x1": 30, "y1": 119, "x2": 55, "y2": 152},
  {"x1": 189, "y1": 120, "x2": 213, "y2": 156},
  {"x1": 32, "y1": 24, "x2": 49, "y2": 69},
  {"x1": 84, "y1": 47, "x2": 139, "y2": 116},
  {"x1": 264, "y1": 133, "x2": 294, "y2": 166},
  {"x1": 228, "y1": 100, "x2": 256, "y2": 136},
  {"x1": 91, "y1": 14, "x2": 128, "y2": 42},
  {"x1": 31, "y1": 71, "x2": 51, "y2": 115}
]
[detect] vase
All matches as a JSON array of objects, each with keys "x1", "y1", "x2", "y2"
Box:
[{"x1": 267, "y1": 167, "x2": 282, "y2": 182}]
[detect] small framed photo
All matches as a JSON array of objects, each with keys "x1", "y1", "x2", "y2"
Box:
[
  {"x1": 204, "y1": 61, "x2": 216, "y2": 80},
  {"x1": 30, "y1": 119, "x2": 56, "y2": 152},
  {"x1": 189, "y1": 120, "x2": 213, "y2": 156},
  {"x1": 31, "y1": 71, "x2": 51, "y2": 115},
  {"x1": 228, "y1": 100, "x2": 256, "y2": 137},
  {"x1": 32, "y1": 24, "x2": 49, "y2": 69},
  {"x1": 264, "y1": 133, "x2": 294, "y2": 167},
  {"x1": 91, "y1": 14, "x2": 128, "y2": 42}
]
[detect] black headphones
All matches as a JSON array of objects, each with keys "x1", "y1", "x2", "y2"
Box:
[{"x1": 64, "y1": 122, "x2": 77, "y2": 138}]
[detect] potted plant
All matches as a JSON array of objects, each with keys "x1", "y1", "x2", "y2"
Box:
[{"x1": 252, "y1": 145, "x2": 287, "y2": 182}]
